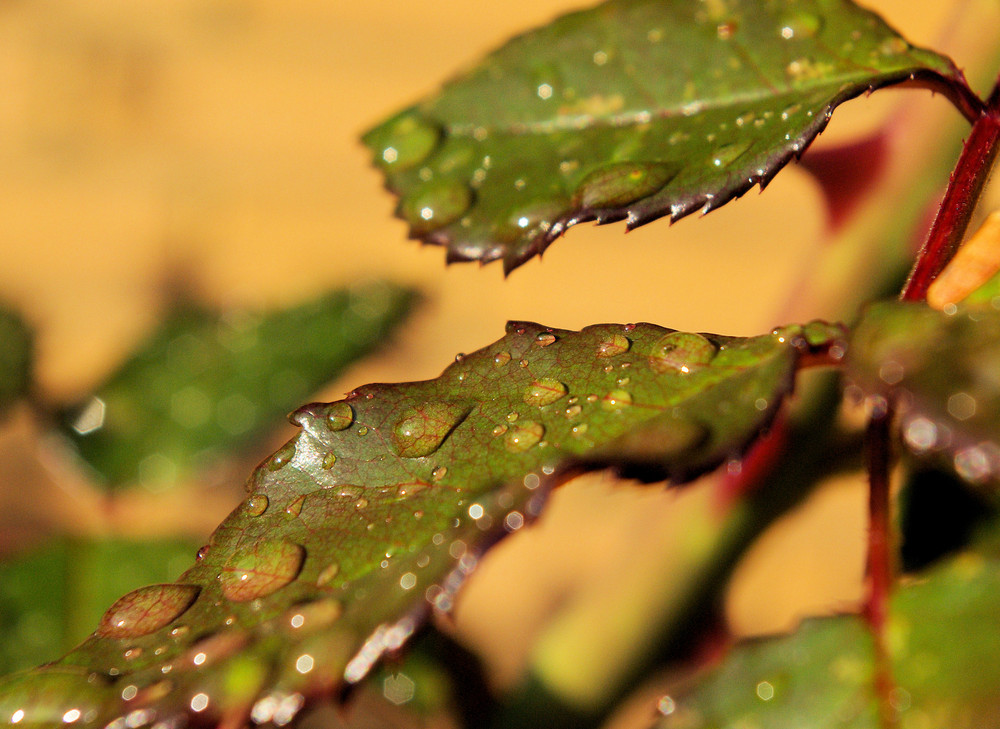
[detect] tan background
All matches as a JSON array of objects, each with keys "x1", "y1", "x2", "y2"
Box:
[{"x1": 0, "y1": 0, "x2": 993, "y2": 699}]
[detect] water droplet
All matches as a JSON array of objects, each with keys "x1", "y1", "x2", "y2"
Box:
[
  {"x1": 505, "y1": 421, "x2": 544, "y2": 452},
  {"x1": 492, "y1": 424, "x2": 508, "y2": 436},
  {"x1": 649, "y1": 332, "x2": 717, "y2": 373},
  {"x1": 432, "y1": 466, "x2": 448, "y2": 481},
  {"x1": 98, "y1": 584, "x2": 200, "y2": 638},
  {"x1": 571, "y1": 423, "x2": 589, "y2": 438},
  {"x1": 246, "y1": 493, "x2": 269, "y2": 516},
  {"x1": 565, "y1": 404, "x2": 582, "y2": 419},
  {"x1": 524, "y1": 378, "x2": 568, "y2": 407},
  {"x1": 596, "y1": 333, "x2": 631, "y2": 358},
  {"x1": 519, "y1": 359, "x2": 529, "y2": 368},
  {"x1": 574, "y1": 162, "x2": 676, "y2": 209},
  {"x1": 493, "y1": 351, "x2": 512, "y2": 366},
  {"x1": 390, "y1": 401, "x2": 471, "y2": 458},
  {"x1": 220, "y1": 541, "x2": 305, "y2": 602},
  {"x1": 506, "y1": 411, "x2": 520, "y2": 422},
  {"x1": 879, "y1": 37, "x2": 908, "y2": 55},
  {"x1": 286, "y1": 598, "x2": 343, "y2": 633},
  {"x1": 322, "y1": 452, "x2": 337, "y2": 469},
  {"x1": 375, "y1": 113, "x2": 440, "y2": 170},
  {"x1": 316, "y1": 563, "x2": 341, "y2": 588},
  {"x1": 709, "y1": 140, "x2": 752, "y2": 168},
  {"x1": 601, "y1": 389, "x2": 633, "y2": 411},
  {"x1": 324, "y1": 402, "x2": 354, "y2": 431},
  {"x1": 779, "y1": 12, "x2": 822, "y2": 39},
  {"x1": 535, "y1": 332, "x2": 557, "y2": 347},
  {"x1": 267, "y1": 442, "x2": 296, "y2": 471},
  {"x1": 285, "y1": 495, "x2": 305, "y2": 518},
  {"x1": 400, "y1": 180, "x2": 473, "y2": 234},
  {"x1": 356, "y1": 497, "x2": 369, "y2": 509},
  {"x1": 357, "y1": 426, "x2": 369, "y2": 436}
]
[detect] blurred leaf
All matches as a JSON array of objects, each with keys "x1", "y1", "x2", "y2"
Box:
[
  {"x1": 656, "y1": 513, "x2": 1000, "y2": 728},
  {"x1": 0, "y1": 305, "x2": 32, "y2": 417},
  {"x1": 0, "y1": 538, "x2": 198, "y2": 674},
  {"x1": 363, "y1": 0, "x2": 969, "y2": 272},
  {"x1": 847, "y1": 301, "x2": 1000, "y2": 488},
  {"x1": 0, "y1": 319, "x2": 842, "y2": 727},
  {"x1": 58, "y1": 283, "x2": 417, "y2": 490}
]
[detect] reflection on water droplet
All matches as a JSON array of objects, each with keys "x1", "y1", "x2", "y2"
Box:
[
  {"x1": 285, "y1": 495, "x2": 305, "y2": 518},
  {"x1": 324, "y1": 402, "x2": 354, "y2": 431},
  {"x1": 601, "y1": 390, "x2": 633, "y2": 411},
  {"x1": 710, "y1": 140, "x2": 752, "y2": 168},
  {"x1": 493, "y1": 351, "x2": 512, "y2": 366},
  {"x1": 376, "y1": 113, "x2": 440, "y2": 170},
  {"x1": 596, "y1": 333, "x2": 631, "y2": 358},
  {"x1": 779, "y1": 12, "x2": 822, "y2": 39},
  {"x1": 390, "y1": 401, "x2": 471, "y2": 458},
  {"x1": 98, "y1": 584, "x2": 200, "y2": 639},
  {"x1": 401, "y1": 181, "x2": 473, "y2": 234},
  {"x1": 574, "y1": 162, "x2": 676, "y2": 208},
  {"x1": 565, "y1": 404, "x2": 582, "y2": 419},
  {"x1": 535, "y1": 332, "x2": 557, "y2": 347},
  {"x1": 316, "y1": 563, "x2": 340, "y2": 588},
  {"x1": 524, "y1": 378, "x2": 568, "y2": 407},
  {"x1": 220, "y1": 541, "x2": 305, "y2": 602},
  {"x1": 322, "y1": 452, "x2": 337, "y2": 469},
  {"x1": 286, "y1": 598, "x2": 343, "y2": 633},
  {"x1": 505, "y1": 421, "x2": 544, "y2": 452},
  {"x1": 649, "y1": 332, "x2": 717, "y2": 373},
  {"x1": 432, "y1": 466, "x2": 448, "y2": 481},
  {"x1": 267, "y1": 442, "x2": 296, "y2": 471},
  {"x1": 246, "y1": 493, "x2": 269, "y2": 516},
  {"x1": 493, "y1": 424, "x2": 508, "y2": 436}
]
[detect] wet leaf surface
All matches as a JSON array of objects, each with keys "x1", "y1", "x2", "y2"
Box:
[
  {"x1": 57, "y1": 283, "x2": 417, "y2": 490},
  {"x1": 847, "y1": 301, "x2": 1000, "y2": 488},
  {"x1": 656, "y1": 512, "x2": 1000, "y2": 728},
  {"x1": 363, "y1": 0, "x2": 968, "y2": 272},
  {"x1": 0, "y1": 319, "x2": 841, "y2": 727},
  {"x1": 0, "y1": 538, "x2": 198, "y2": 675},
  {"x1": 0, "y1": 305, "x2": 32, "y2": 417}
]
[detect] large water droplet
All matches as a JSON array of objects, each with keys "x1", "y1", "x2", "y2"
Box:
[
  {"x1": 324, "y1": 402, "x2": 354, "y2": 432},
  {"x1": 220, "y1": 541, "x2": 305, "y2": 602},
  {"x1": 285, "y1": 495, "x2": 305, "y2": 518},
  {"x1": 601, "y1": 389, "x2": 633, "y2": 411},
  {"x1": 246, "y1": 493, "x2": 269, "y2": 516},
  {"x1": 267, "y1": 442, "x2": 296, "y2": 471},
  {"x1": 524, "y1": 378, "x2": 568, "y2": 407},
  {"x1": 390, "y1": 401, "x2": 471, "y2": 458},
  {"x1": 574, "y1": 162, "x2": 676, "y2": 209},
  {"x1": 375, "y1": 113, "x2": 440, "y2": 170},
  {"x1": 505, "y1": 421, "x2": 545, "y2": 452},
  {"x1": 400, "y1": 180, "x2": 473, "y2": 234},
  {"x1": 98, "y1": 584, "x2": 200, "y2": 638},
  {"x1": 493, "y1": 351, "x2": 512, "y2": 367},
  {"x1": 596, "y1": 333, "x2": 631, "y2": 358},
  {"x1": 649, "y1": 332, "x2": 717, "y2": 374}
]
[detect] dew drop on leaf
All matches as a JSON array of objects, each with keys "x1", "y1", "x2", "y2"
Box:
[
  {"x1": 596, "y1": 333, "x2": 631, "y2": 358},
  {"x1": 324, "y1": 402, "x2": 355, "y2": 432},
  {"x1": 574, "y1": 162, "x2": 676, "y2": 209},
  {"x1": 219, "y1": 541, "x2": 305, "y2": 602},
  {"x1": 505, "y1": 421, "x2": 545, "y2": 453},
  {"x1": 285, "y1": 495, "x2": 305, "y2": 518},
  {"x1": 245, "y1": 493, "x2": 269, "y2": 517},
  {"x1": 601, "y1": 389, "x2": 633, "y2": 411},
  {"x1": 779, "y1": 11, "x2": 823, "y2": 39},
  {"x1": 285, "y1": 598, "x2": 343, "y2": 634},
  {"x1": 316, "y1": 563, "x2": 340, "y2": 588},
  {"x1": 523, "y1": 378, "x2": 568, "y2": 407},
  {"x1": 535, "y1": 332, "x2": 558, "y2": 347},
  {"x1": 374, "y1": 112, "x2": 440, "y2": 170},
  {"x1": 431, "y1": 466, "x2": 448, "y2": 481},
  {"x1": 97, "y1": 584, "x2": 200, "y2": 639},
  {"x1": 493, "y1": 351, "x2": 512, "y2": 366},
  {"x1": 390, "y1": 401, "x2": 471, "y2": 458},
  {"x1": 322, "y1": 452, "x2": 337, "y2": 469},
  {"x1": 649, "y1": 332, "x2": 717, "y2": 374},
  {"x1": 400, "y1": 180, "x2": 473, "y2": 234},
  {"x1": 267, "y1": 442, "x2": 296, "y2": 471}
]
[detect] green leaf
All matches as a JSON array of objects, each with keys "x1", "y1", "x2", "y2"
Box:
[
  {"x1": 847, "y1": 301, "x2": 1000, "y2": 488},
  {"x1": 0, "y1": 319, "x2": 841, "y2": 727},
  {"x1": 0, "y1": 538, "x2": 199, "y2": 674},
  {"x1": 0, "y1": 305, "x2": 32, "y2": 416},
  {"x1": 363, "y1": 0, "x2": 967, "y2": 272},
  {"x1": 57, "y1": 283, "x2": 417, "y2": 490},
  {"x1": 655, "y1": 517, "x2": 1000, "y2": 728}
]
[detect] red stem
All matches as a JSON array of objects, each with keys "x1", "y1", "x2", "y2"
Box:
[{"x1": 901, "y1": 107, "x2": 1000, "y2": 301}]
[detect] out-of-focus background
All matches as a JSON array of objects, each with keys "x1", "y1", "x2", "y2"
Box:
[{"x1": 0, "y1": 0, "x2": 992, "y2": 697}]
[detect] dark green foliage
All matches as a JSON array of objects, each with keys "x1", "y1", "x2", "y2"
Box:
[
  {"x1": 58, "y1": 283, "x2": 416, "y2": 490},
  {"x1": 0, "y1": 305, "x2": 32, "y2": 416}
]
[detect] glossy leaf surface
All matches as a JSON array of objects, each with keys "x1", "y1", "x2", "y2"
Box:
[
  {"x1": 363, "y1": 0, "x2": 967, "y2": 272},
  {"x1": 58, "y1": 283, "x2": 416, "y2": 490},
  {"x1": 0, "y1": 319, "x2": 841, "y2": 727},
  {"x1": 848, "y1": 302, "x2": 1000, "y2": 488},
  {"x1": 0, "y1": 305, "x2": 32, "y2": 416},
  {"x1": 657, "y1": 516, "x2": 1000, "y2": 728}
]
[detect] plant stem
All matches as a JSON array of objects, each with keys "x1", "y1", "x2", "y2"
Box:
[{"x1": 901, "y1": 104, "x2": 1000, "y2": 301}]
